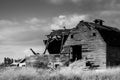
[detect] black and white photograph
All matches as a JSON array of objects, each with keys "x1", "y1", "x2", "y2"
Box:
[{"x1": 0, "y1": 0, "x2": 120, "y2": 80}]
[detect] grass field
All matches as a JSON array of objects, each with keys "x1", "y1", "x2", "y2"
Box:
[{"x1": 0, "y1": 66, "x2": 120, "y2": 80}]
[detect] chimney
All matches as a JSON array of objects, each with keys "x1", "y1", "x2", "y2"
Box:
[{"x1": 94, "y1": 19, "x2": 104, "y2": 25}]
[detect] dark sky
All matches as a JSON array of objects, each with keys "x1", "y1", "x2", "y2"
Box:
[{"x1": 0, "y1": 0, "x2": 120, "y2": 62}]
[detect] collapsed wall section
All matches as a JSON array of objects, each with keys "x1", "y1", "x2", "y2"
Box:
[{"x1": 25, "y1": 54, "x2": 69, "y2": 68}]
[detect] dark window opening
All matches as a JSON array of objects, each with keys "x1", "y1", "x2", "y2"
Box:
[
  {"x1": 86, "y1": 61, "x2": 99, "y2": 69},
  {"x1": 93, "y1": 33, "x2": 96, "y2": 36},
  {"x1": 55, "y1": 64, "x2": 59, "y2": 68},
  {"x1": 71, "y1": 35, "x2": 74, "y2": 38},
  {"x1": 70, "y1": 45, "x2": 82, "y2": 62},
  {"x1": 86, "y1": 61, "x2": 92, "y2": 67}
]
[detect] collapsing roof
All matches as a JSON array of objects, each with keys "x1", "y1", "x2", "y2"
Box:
[
  {"x1": 41, "y1": 19, "x2": 120, "y2": 69},
  {"x1": 25, "y1": 19, "x2": 120, "y2": 69},
  {"x1": 44, "y1": 19, "x2": 120, "y2": 54}
]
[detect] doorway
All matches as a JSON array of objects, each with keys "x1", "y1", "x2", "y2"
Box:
[{"x1": 71, "y1": 45, "x2": 82, "y2": 62}]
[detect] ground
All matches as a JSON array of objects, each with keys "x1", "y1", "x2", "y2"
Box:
[{"x1": 0, "y1": 61, "x2": 120, "y2": 80}]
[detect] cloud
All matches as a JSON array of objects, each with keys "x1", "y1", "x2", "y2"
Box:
[
  {"x1": 71, "y1": 0, "x2": 82, "y2": 3},
  {"x1": 49, "y1": 0, "x2": 65, "y2": 4},
  {"x1": 0, "y1": 20, "x2": 19, "y2": 29},
  {"x1": 24, "y1": 18, "x2": 48, "y2": 31},
  {"x1": 48, "y1": 0, "x2": 120, "y2": 13},
  {"x1": 49, "y1": 0, "x2": 83, "y2": 4},
  {"x1": 86, "y1": 10, "x2": 120, "y2": 30},
  {"x1": 0, "y1": 20, "x2": 18, "y2": 25},
  {"x1": 49, "y1": 0, "x2": 81, "y2": 4},
  {"x1": 0, "y1": 18, "x2": 50, "y2": 62},
  {"x1": 25, "y1": 17, "x2": 46, "y2": 24},
  {"x1": 99, "y1": 11, "x2": 120, "y2": 29},
  {"x1": 48, "y1": 0, "x2": 100, "y2": 4},
  {"x1": 0, "y1": 18, "x2": 50, "y2": 46},
  {"x1": 51, "y1": 14, "x2": 88, "y2": 30},
  {"x1": 100, "y1": 11, "x2": 120, "y2": 16}
]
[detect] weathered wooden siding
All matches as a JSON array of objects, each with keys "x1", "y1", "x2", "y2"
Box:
[{"x1": 63, "y1": 22, "x2": 106, "y2": 68}]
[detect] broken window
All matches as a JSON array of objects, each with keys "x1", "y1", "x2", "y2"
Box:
[
  {"x1": 93, "y1": 33, "x2": 96, "y2": 36},
  {"x1": 71, "y1": 34, "x2": 74, "y2": 39}
]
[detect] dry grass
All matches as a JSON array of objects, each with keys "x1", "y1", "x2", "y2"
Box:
[{"x1": 0, "y1": 66, "x2": 120, "y2": 80}]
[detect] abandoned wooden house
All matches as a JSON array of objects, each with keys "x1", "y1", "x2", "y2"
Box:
[
  {"x1": 24, "y1": 19, "x2": 120, "y2": 69},
  {"x1": 42, "y1": 19, "x2": 120, "y2": 69}
]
